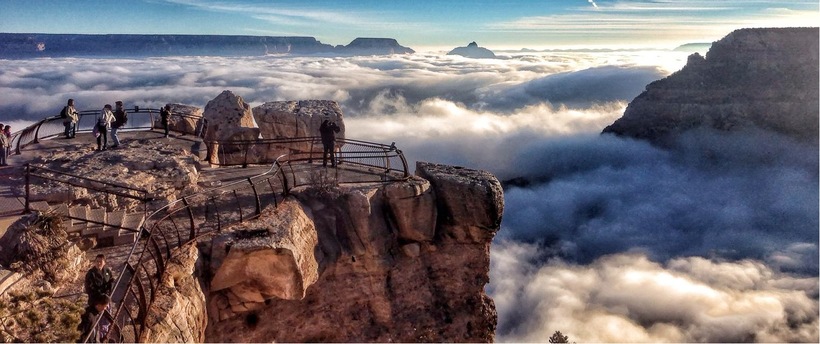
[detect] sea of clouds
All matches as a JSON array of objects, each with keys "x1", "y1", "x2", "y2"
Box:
[{"x1": 1, "y1": 49, "x2": 816, "y2": 342}]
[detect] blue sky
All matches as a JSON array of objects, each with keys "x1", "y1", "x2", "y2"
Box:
[{"x1": 0, "y1": 0, "x2": 817, "y2": 49}]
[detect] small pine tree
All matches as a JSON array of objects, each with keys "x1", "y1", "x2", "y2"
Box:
[{"x1": 549, "y1": 330, "x2": 569, "y2": 343}]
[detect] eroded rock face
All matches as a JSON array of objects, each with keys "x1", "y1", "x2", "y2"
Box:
[
  {"x1": 202, "y1": 90, "x2": 258, "y2": 142},
  {"x1": 25, "y1": 139, "x2": 200, "y2": 210},
  {"x1": 208, "y1": 199, "x2": 319, "y2": 322},
  {"x1": 140, "y1": 243, "x2": 207, "y2": 343},
  {"x1": 154, "y1": 103, "x2": 203, "y2": 136},
  {"x1": 251, "y1": 100, "x2": 345, "y2": 162},
  {"x1": 204, "y1": 163, "x2": 502, "y2": 342},
  {"x1": 603, "y1": 27, "x2": 819, "y2": 144}
]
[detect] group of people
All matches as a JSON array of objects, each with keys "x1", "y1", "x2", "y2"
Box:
[
  {"x1": 78, "y1": 254, "x2": 115, "y2": 342},
  {"x1": 88, "y1": 100, "x2": 127, "y2": 151},
  {"x1": 62, "y1": 99, "x2": 173, "y2": 151},
  {"x1": 0, "y1": 123, "x2": 12, "y2": 166}
]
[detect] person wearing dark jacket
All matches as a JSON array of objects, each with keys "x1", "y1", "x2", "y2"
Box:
[
  {"x1": 78, "y1": 294, "x2": 111, "y2": 343},
  {"x1": 85, "y1": 254, "x2": 114, "y2": 306},
  {"x1": 319, "y1": 115, "x2": 341, "y2": 167},
  {"x1": 110, "y1": 100, "x2": 126, "y2": 148},
  {"x1": 160, "y1": 104, "x2": 171, "y2": 137}
]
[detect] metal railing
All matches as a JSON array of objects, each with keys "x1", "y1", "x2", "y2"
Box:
[
  {"x1": 207, "y1": 136, "x2": 409, "y2": 178},
  {"x1": 10, "y1": 107, "x2": 205, "y2": 155},
  {"x1": 88, "y1": 142, "x2": 409, "y2": 342}
]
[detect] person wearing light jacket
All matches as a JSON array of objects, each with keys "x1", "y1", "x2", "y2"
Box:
[{"x1": 96, "y1": 104, "x2": 115, "y2": 151}]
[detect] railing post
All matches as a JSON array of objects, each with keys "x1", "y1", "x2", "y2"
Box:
[
  {"x1": 23, "y1": 163, "x2": 30, "y2": 214},
  {"x1": 248, "y1": 177, "x2": 261, "y2": 216}
]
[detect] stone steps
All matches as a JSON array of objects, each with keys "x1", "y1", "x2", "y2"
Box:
[{"x1": 32, "y1": 202, "x2": 143, "y2": 248}]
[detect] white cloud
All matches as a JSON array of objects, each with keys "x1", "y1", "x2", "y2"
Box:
[{"x1": 489, "y1": 241, "x2": 819, "y2": 342}]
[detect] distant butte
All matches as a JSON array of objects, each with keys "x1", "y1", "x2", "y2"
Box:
[{"x1": 447, "y1": 41, "x2": 498, "y2": 59}]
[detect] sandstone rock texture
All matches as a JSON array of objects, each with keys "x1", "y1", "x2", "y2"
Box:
[
  {"x1": 250, "y1": 100, "x2": 345, "y2": 161},
  {"x1": 603, "y1": 27, "x2": 819, "y2": 143},
  {"x1": 204, "y1": 162, "x2": 502, "y2": 342},
  {"x1": 25, "y1": 139, "x2": 200, "y2": 210},
  {"x1": 140, "y1": 243, "x2": 207, "y2": 343},
  {"x1": 203, "y1": 90, "x2": 260, "y2": 164},
  {"x1": 154, "y1": 103, "x2": 204, "y2": 136}
]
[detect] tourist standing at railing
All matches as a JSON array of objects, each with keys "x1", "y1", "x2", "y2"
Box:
[
  {"x1": 2, "y1": 125, "x2": 9, "y2": 161},
  {"x1": 160, "y1": 104, "x2": 171, "y2": 138},
  {"x1": 320, "y1": 114, "x2": 341, "y2": 167},
  {"x1": 96, "y1": 104, "x2": 115, "y2": 151},
  {"x1": 78, "y1": 294, "x2": 111, "y2": 343},
  {"x1": 0, "y1": 123, "x2": 7, "y2": 166},
  {"x1": 61, "y1": 98, "x2": 79, "y2": 139},
  {"x1": 85, "y1": 254, "x2": 114, "y2": 307},
  {"x1": 110, "y1": 100, "x2": 127, "y2": 148}
]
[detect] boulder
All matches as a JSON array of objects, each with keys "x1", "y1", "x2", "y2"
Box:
[
  {"x1": 252, "y1": 100, "x2": 346, "y2": 159},
  {"x1": 202, "y1": 90, "x2": 257, "y2": 141},
  {"x1": 153, "y1": 103, "x2": 203, "y2": 136},
  {"x1": 415, "y1": 162, "x2": 504, "y2": 243},
  {"x1": 210, "y1": 198, "x2": 319, "y2": 304}
]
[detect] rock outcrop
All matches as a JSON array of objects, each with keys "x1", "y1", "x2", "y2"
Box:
[
  {"x1": 251, "y1": 100, "x2": 345, "y2": 159},
  {"x1": 603, "y1": 27, "x2": 819, "y2": 144},
  {"x1": 447, "y1": 42, "x2": 498, "y2": 59},
  {"x1": 338, "y1": 38, "x2": 415, "y2": 55},
  {"x1": 154, "y1": 103, "x2": 203, "y2": 136},
  {"x1": 24, "y1": 139, "x2": 200, "y2": 209},
  {"x1": 139, "y1": 243, "x2": 207, "y2": 343},
  {"x1": 203, "y1": 162, "x2": 502, "y2": 342},
  {"x1": 202, "y1": 90, "x2": 260, "y2": 164}
]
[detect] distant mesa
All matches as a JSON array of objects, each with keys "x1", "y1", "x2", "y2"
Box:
[
  {"x1": 603, "y1": 27, "x2": 819, "y2": 144},
  {"x1": 447, "y1": 41, "x2": 498, "y2": 59},
  {"x1": 673, "y1": 42, "x2": 713, "y2": 53},
  {"x1": 0, "y1": 33, "x2": 415, "y2": 58},
  {"x1": 336, "y1": 37, "x2": 415, "y2": 56}
]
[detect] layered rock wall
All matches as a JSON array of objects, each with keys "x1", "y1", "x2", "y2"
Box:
[
  {"x1": 603, "y1": 27, "x2": 819, "y2": 143},
  {"x1": 203, "y1": 162, "x2": 502, "y2": 342}
]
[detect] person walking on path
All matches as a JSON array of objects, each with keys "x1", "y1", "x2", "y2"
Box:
[
  {"x1": 61, "y1": 99, "x2": 79, "y2": 139},
  {"x1": 319, "y1": 114, "x2": 341, "y2": 167},
  {"x1": 110, "y1": 100, "x2": 127, "y2": 148},
  {"x1": 84, "y1": 254, "x2": 114, "y2": 306},
  {"x1": 78, "y1": 294, "x2": 111, "y2": 343},
  {"x1": 95, "y1": 104, "x2": 115, "y2": 151},
  {"x1": 160, "y1": 104, "x2": 171, "y2": 138}
]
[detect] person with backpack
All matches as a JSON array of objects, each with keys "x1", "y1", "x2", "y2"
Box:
[
  {"x1": 319, "y1": 114, "x2": 341, "y2": 167},
  {"x1": 61, "y1": 99, "x2": 79, "y2": 139},
  {"x1": 110, "y1": 100, "x2": 127, "y2": 148},
  {"x1": 96, "y1": 104, "x2": 115, "y2": 151}
]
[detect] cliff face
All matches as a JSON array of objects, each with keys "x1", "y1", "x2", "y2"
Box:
[
  {"x1": 202, "y1": 162, "x2": 503, "y2": 342},
  {"x1": 603, "y1": 27, "x2": 819, "y2": 143}
]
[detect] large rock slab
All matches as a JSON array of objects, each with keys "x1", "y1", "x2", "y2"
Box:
[
  {"x1": 252, "y1": 100, "x2": 345, "y2": 155},
  {"x1": 153, "y1": 103, "x2": 203, "y2": 136},
  {"x1": 202, "y1": 90, "x2": 260, "y2": 164},
  {"x1": 210, "y1": 198, "x2": 319, "y2": 305},
  {"x1": 415, "y1": 161, "x2": 504, "y2": 243}
]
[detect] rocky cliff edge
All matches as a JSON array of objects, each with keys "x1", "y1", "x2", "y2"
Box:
[{"x1": 603, "y1": 27, "x2": 819, "y2": 144}]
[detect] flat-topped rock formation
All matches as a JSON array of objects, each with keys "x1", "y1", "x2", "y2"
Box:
[
  {"x1": 603, "y1": 27, "x2": 819, "y2": 143},
  {"x1": 0, "y1": 33, "x2": 416, "y2": 58}
]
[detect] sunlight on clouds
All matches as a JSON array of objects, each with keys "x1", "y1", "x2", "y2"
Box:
[{"x1": 489, "y1": 242, "x2": 819, "y2": 343}]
